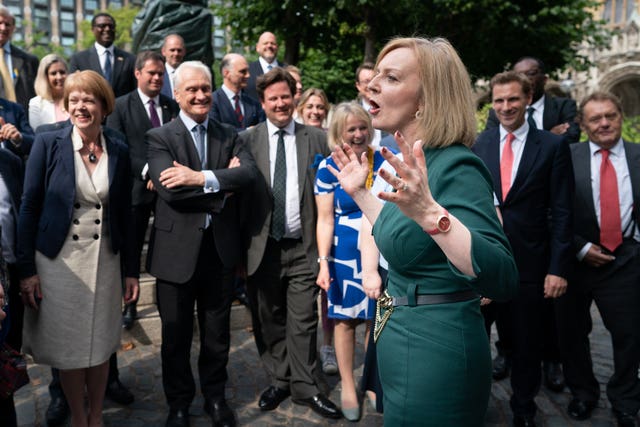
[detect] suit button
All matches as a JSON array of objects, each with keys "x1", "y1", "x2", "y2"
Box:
[
  {"x1": 73, "y1": 219, "x2": 79, "y2": 225},
  {"x1": 72, "y1": 234, "x2": 79, "y2": 240},
  {"x1": 93, "y1": 234, "x2": 99, "y2": 240},
  {"x1": 74, "y1": 203, "x2": 80, "y2": 209},
  {"x1": 95, "y1": 219, "x2": 101, "y2": 224},
  {"x1": 95, "y1": 204, "x2": 101, "y2": 209}
]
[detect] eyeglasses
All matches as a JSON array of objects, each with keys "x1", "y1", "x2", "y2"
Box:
[{"x1": 94, "y1": 23, "x2": 115, "y2": 30}]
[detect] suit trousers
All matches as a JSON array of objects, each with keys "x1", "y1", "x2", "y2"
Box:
[
  {"x1": 556, "y1": 240, "x2": 640, "y2": 414},
  {"x1": 509, "y1": 281, "x2": 545, "y2": 417},
  {"x1": 247, "y1": 237, "x2": 319, "y2": 399},
  {"x1": 156, "y1": 230, "x2": 234, "y2": 410}
]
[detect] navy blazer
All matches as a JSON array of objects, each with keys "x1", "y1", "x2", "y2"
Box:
[
  {"x1": 473, "y1": 126, "x2": 574, "y2": 282},
  {"x1": 0, "y1": 97, "x2": 35, "y2": 156},
  {"x1": 106, "y1": 90, "x2": 179, "y2": 206},
  {"x1": 69, "y1": 46, "x2": 136, "y2": 98},
  {"x1": 16, "y1": 126, "x2": 137, "y2": 279},
  {"x1": 160, "y1": 69, "x2": 173, "y2": 99},
  {"x1": 209, "y1": 88, "x2": 265, "y2": 131},
  {"x1": 486, "y1": 95, "x2": 580, "y2": 144},
  {"x1": 245, "y1": 60, "x2": 287, "y2": 102}
]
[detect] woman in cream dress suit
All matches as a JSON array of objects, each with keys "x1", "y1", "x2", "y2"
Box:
[
  {"x1": 28, "y1": 54, "x2": 69, "y2": 130},
  {"x1": 17, "y1": 70, "x2": 139, "y2": 427}
]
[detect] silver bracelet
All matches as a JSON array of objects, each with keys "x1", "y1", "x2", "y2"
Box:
[{"x1": 317, "y1": 256, "x2": 331, "y2": 263}]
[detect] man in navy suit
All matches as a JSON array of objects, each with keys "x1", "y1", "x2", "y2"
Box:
[
  {"x1": 160, "y1": 34, "x2": 186, "y2": 100},
  {"x1": 210, "y1": 53, "x2": 265, "y2": 131},
  {"x1": 556, "y1": 92, "x2": 640, "y2": 427},
  {"x1": 245, "y1": 32, "x2": 285, "y2": 101},
  {"x1": 0, "y1": 97, "x2": 34, "y2": 156},
  {"x1": 107, "y1": 50, "x2": 179, "y2": 329},
  {"x1": 485, "y1": 58, "x2": 577, "y2": 389},
  {"x1": 0, "y1": 6, "x2": 38, "y2": 114},
  {"x1": 69, "y1": 13, "x2": 136, "y2": 98},
  {"x1": 474, "y1": 71, "x2": 573, "y2": 427}
]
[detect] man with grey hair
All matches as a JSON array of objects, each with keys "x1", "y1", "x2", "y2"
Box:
[
  {"x1": 160, "y1": 34, "x2": 186, "y2": 99},
  {"x1": 210, "y1": 53, "x2": 264, "y2": 130},
  {"x1": 0, "y1": 6, "x2": 37, "y2": 113},
  {"x1": 146, "y1": 61, "x2": 257, "y2": 427}
]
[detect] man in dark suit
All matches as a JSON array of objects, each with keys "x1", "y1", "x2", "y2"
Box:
[
  {"x1": 239, "y1": 68, "x2": 340, "y2": 419},
  {"x1": 486, "y1": 57, "x2": 580, "y2": 143},
  {"x1": 160, "y1": 34, "x2": 186, "y2": 100},
  {"x1": 556, "y1": 92, "x2": 640, "y2": 427},
  {"x1": 474, "y1": 71, "x2": 573, "y2": 427},
  {"x1": 146, "y1": 61, "x2": 256, "y2": 427},
  {"x1": 245, "y1": 32, "x2": 285, "y2": 101},
  {"x1": 0, "y1": 97, "x2": 34, "y2": 156},
  {"x1": 485, "y1": 56, "x2": 576, "y2": 391},
  {"x1": 210, "y1": 53, "x2": 265, "y2": 131},
  {"x1": 107, "y1": 50, "x2": 179, "y2": 329},
  {"x1": 0, "y1": 6, "x2": 38, "y2": 114},
  {"x1": 0, "y1": 146, "x2": 22, "y2": 427},
  {"x1": 69, "y1": 13, "x2": 136, "y2": 98}
]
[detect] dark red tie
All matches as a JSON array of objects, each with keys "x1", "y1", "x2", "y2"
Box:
[
  {"x1": 599, "y1": 149, "x2": 622, "y2": 252},
  {"x1": 500, "y1": 133, "x2": 515, "y2": 201},
  {"x1": 234, "y1": 94, "x2": 244, "y2": 125}
]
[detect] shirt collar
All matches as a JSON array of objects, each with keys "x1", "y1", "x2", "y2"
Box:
[
  {"x1": 266, "y1": 118, "x2": 295, "y2": 137},
  {"x1": 94, "y1": 42, "x2": 114, "y2": 56},
  {"x1": 137, "y1": 89, "x2": 159, "y2": 106},
  {"x1": 589, "y1": 138, "x2": 624, "y2": 157},
  {"x1": 180, "y1": 110, "x2": 208, "y2": 131},
  {"x1": 530, "y1": 95, "x2": 545, "y2": 111},
  {"x1": 221, "y1": 84, "x2": 239, "y2": 100},
  {"x1": 259, "y1": 56, "x2": 278, "y2": 71},
  {"x1": 1, "y1": 42, "x2": 11, "y2": 54},
  {"x1": 499, "y1": 121, "x2": 529, "y2": 142},
  {"x1": 165, "y1": 64, "x2": 177, "y2": 74}
]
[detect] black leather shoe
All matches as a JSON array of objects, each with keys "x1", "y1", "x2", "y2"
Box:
[
  {"x1": 122, "y1": 303, "x2": 137, "y2": 330},
  {"x1": 567, "y1": 398, "x2": 596, "y2": 420},
  {"x1": 204, "y1": 399, "x2": 236, "y2": 427},
  {"x1": 45, "y1": 396, "x2": 69, "y2": 426},
  {"x1": 292, "y1": 393, "x2": 342, "y2": 419},
  {"x1": 105, "y1": 379, "x2": 134, "y2": 405},
  {"x1": 258, "y1": 386, "x2": 290, "y2": 411},
  {"x1": 513, "y1": 415, "x2": 537, "y2": 427},
  {"x1": 166, "y1": 408, "x2": 190, "y2": 427},
  {"x1": 543, "y1": 361, "x2": 565, "y2": 392},
  {"x1": 613, "y1": 409, "x2": 639, "y2": 427},
  {"x1": 492, "y1": 354, "x2": 510, "y2": 380}
]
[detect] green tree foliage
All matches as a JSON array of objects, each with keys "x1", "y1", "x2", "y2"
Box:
[{"x1": 214, "y1": 0, "x2": 609, "y2": 102}]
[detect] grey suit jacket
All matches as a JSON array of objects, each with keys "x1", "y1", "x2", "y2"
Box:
[
  {"x1": 240, "y1": 121, "x2": 330, "y2": 276},
  {"x1": 146, "y1": 116, "x2": 257, "y2": 283},
  {"x1": 571, "y1": 141, "x2": 640, "y2": 251}
]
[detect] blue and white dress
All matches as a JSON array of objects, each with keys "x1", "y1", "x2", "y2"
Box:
[{"x1": 314, "y1": 150, "x2": 385, "y2": 320}]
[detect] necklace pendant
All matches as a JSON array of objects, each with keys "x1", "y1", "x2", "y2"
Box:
[{"x1": 88, "y1": 152, "x2": 97, "y2": 163}]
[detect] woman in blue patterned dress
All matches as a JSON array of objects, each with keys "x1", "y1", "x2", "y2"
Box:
[{"x1": 314, "y1": 101, "x2": 386, "y2": 420}]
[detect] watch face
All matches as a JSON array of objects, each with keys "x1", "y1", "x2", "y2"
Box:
[{"x1": 438, "y1": 215, "x2": 451, "y2": 232}]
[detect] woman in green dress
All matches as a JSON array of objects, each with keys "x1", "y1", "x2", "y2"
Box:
[{"x1": 330, "y1": 37, "x2": 519, "y2": 426}]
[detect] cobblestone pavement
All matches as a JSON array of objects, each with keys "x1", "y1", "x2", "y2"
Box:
[{"x1": 13, "y1": 304, "x2": 627, "y2": 426}]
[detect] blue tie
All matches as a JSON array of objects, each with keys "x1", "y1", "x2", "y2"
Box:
[
  {"x1": 193, "y1": 124, "x2": 206, "y2": 167},
  {"x1": 527, "y1": 106, "x2": 537, "y2": 129},
  {"x1": 104, "y1": 51, "x2": 112, "y2": 83}
]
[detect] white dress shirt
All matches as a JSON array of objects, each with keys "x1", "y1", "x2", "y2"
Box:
[
  {"x1": 94, "y1": 42, "x2": 115, "y2": 75},
  {"x1": 266, "y1": 119, "x2": 301, "y2": 238},
  {"x1": 178, "y1": 111, "x2": 219, "y2": 193},
  {"x1": 499, "y1": 122, "x2": 530, "y2": 185},
  {"x1": 259, "y1": 57, "x2": 280, "y2": 74},
  {"x1": 577, "y1": 139, "x2": 640, "y2": 259}
]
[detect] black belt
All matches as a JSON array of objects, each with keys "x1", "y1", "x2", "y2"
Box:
[{"x1": 391, "y1": 289, "x2": 479, "y2": 307}]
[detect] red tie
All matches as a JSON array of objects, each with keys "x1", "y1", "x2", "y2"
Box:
[
  {"x1": 500, "y1": 133, "x2": 515, "y2": 201},
  {"x1": 234, "y1": 94, "x2": 244, "y2": 125},
  {"x1": 599, "y1": 149, "x2": 622, "y2": 252}
]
